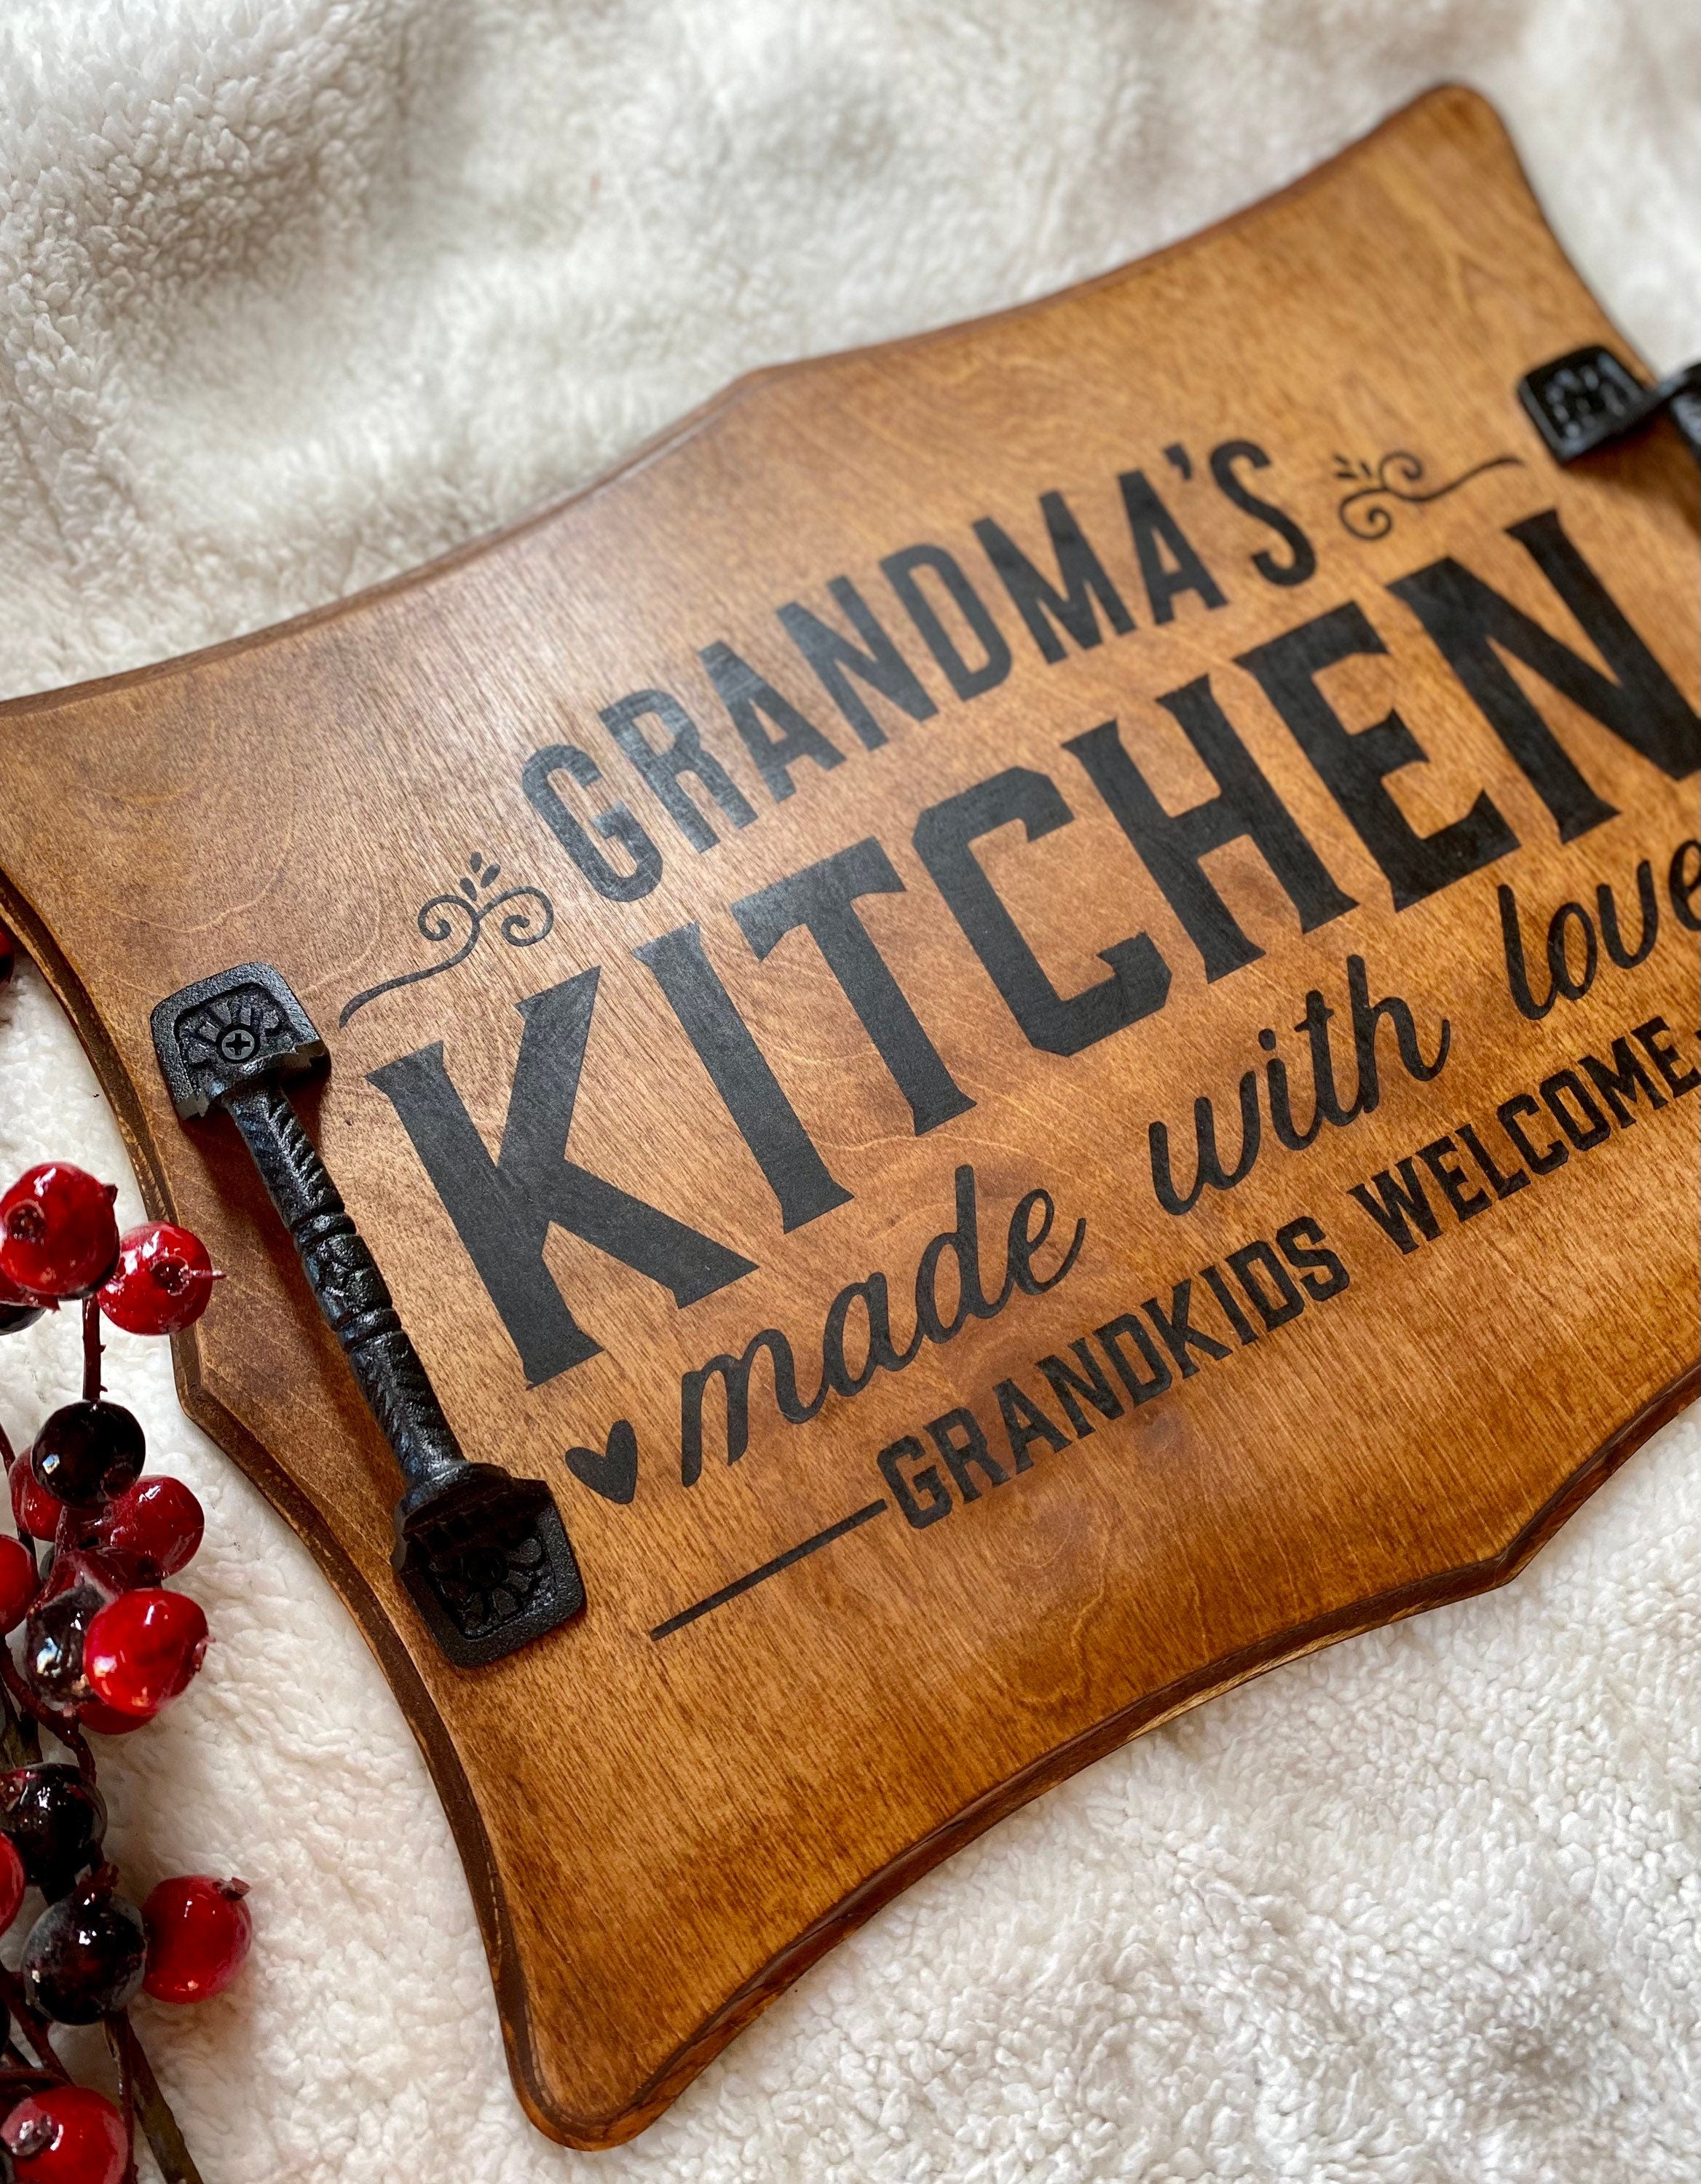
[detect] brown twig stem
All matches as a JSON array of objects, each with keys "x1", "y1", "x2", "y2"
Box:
[
  {"x1": 108, "y1": 2011, "x2": 138, "y2": 2184},
  {"x1": 80, "y1": 1298, "x2": 102, "y2": 1406},
  {"x1": 79, "y1": 1302, "x2": 102, "y2": 1406},
  {"x1": 108, "y1": 2016, "x2": 203, "y2": 2184},
  {"x1": 0, "y1": 2064, "x2": 60, "y2": 2094}
]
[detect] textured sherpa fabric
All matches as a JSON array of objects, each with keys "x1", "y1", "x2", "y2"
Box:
[{"x1": 0, "y1": 4, "x2": 1697, "y2": 2180}]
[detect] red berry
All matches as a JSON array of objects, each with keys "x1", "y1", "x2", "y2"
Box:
[
  {"x1": 1, "y1": 2087, "x2": 127, "y2": 2183},
  {"x1": 0, "y1": 1834, "x2": 24, "y2": 1931},
  {"x1": 0, "y1": 920, "x2": 13, "y2": 986},
  {"x1": 74, "y1": 1701, "x2": 149, "y2": 1738},
  {"x1": 0, "y1": 1535, "x2": 36, "y2": 1632},
  {"x1": 82, "y1": 1590, "x2": 208, "y2": 1718},
  {"x1": 97, "y1": 1222, "x2": 218, "y2": 1337},
  {"x1": 141, "y1": 1875, "x2": 252, "y2": 2004},
  {"x1": 0, "y1": 1168, "x2": 119, "y2": 1300},
  {"x1": 9, "y1": 1455, "x2": 63, "y2": 1543},
  {"x1": 95, "y1": 1476, "x2": 204, "y2": 1580}
]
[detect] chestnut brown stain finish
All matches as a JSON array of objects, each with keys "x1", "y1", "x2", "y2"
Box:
[{"x1": 0, "y1": 90, "x2": 1696, "y2": 2146}]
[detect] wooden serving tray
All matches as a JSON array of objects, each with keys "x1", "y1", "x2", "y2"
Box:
[{"x1": 0, "y1": 86, "x2": 1694, "y2": 2145}]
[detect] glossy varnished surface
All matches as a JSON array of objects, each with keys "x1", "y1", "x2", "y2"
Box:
[{"x1": 0, "y1": 88, "x2": 1694, "y2": 2145}]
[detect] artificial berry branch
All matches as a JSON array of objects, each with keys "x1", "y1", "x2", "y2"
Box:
[{"x1": 0, "y1": 1125, "x2": 246, "y2": 2184}]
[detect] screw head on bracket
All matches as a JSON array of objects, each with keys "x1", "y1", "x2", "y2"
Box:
[{"x1": 150, "y1": 962, "x2": 326, "y2": 1119}]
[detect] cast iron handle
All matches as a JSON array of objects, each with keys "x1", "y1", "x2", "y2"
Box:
[{"x1": 151, "y1": 963, "x2": 585, "y2": 1667}]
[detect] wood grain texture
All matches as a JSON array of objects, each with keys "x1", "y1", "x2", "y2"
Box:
[{"x1": 0, "y1": 86, "x2": 1695, "y2": 2145}]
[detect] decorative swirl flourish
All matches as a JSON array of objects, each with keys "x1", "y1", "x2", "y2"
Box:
[
  {"x1": 1334, "y1": 448, "x2": 1523, "y2": 541},
  {"x1": 339, "y1": 850, "x2": 555, "y2": 1026}
]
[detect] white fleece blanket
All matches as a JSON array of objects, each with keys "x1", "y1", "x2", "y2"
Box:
[{"x1": 0, "y1": 5, "x2": 1697, "y2": 2179}]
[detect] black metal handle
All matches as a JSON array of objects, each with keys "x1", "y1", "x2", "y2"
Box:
[
  {"x1": 222, "y1": 1083, "x2": 466, "y2": 1500},
  {"x1": 217, "y1": 1081, "x2": 585, "y2": 1666},
  {"x1": 151, "y1": 960, "x2": 585, "y2": 1666}
]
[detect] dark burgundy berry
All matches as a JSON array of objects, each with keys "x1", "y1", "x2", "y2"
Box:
[
  {"x1": 0, "y1": 1767, "x2": 107, "y2": 1901},
  {"x1": 20, "y1": 1873, "x2": 146, "y2": 2023},
  {"x1": 36, "y1": 1548, "x2": 127, "y2": 1608},
  {"x1": 0, "y1": 1537, "x2": 37, "y2": 1632},
  {"x1": 23, "y1": 1589, "x2": 99, "y2": 1715},
  {"x1": 142, "y1": 1876, "x2": 252, "y2": 2003},
  {"x1": 2, "y1": 2086, "x2": 127, "y2": 2184},
  {"x1": 97, "y1": 1222, "x2": 218, "y2": 1337},
  {"x1": 22, "y1": 1554, "x2": 125, "y2": 1715},
  {"x1": 96, "y1": 1475, "x2": 203, "y2": 1581},
  {"x1": 0, "y1": 919, "x2": 13, "y2": 986},
  {"x1": 0, "y1": 1168, "x2": 118, "y2": 1301},
  {"x1": 31, "y1": 1403, "x2": 144, "y2": 1508}
]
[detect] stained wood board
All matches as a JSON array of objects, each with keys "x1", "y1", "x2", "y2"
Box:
[{"x1": 0, "y1": 86, "x2": 1695, "y2": 2146}]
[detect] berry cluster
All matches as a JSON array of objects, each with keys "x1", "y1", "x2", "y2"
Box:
[{"x1": 0, "y1": 1139, "x2": 247, "y2": 2184}]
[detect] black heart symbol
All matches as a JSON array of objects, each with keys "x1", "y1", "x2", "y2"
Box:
[{"x1": 564, "y1": 1418, "x2": 638, "y2": 1505}]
